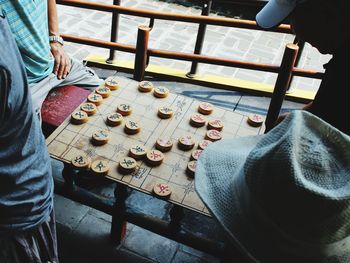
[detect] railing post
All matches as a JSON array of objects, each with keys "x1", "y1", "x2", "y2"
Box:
[
  {"x1": 134, "y1": 25, "x2": 150, "y2": 81},
  {"x1": 265, "y1": 43, "x2": 299, "y2": 132},
  {"x1": 186, "y1": 0, "x2": 212, "y2": 78},
  {"x1": 106, "y1": 0, "x2": 121, "y2": 64},
  {"x1": 285, "y1": 36, "x2": 304, "y2": 92},
  {"x1": 293, "y1": 37, "x2": 305, "y2": 68}
]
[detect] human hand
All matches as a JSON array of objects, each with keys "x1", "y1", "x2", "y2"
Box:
[
  {"x1": 275, "y1": 102, "x2": 313, "y2": 127},
  {"x1": 50, "y1": 42, "x2": 71, "y2": 80},
  {"x1": 275, "y1": 112, "x2": 289, "y2": 126}
]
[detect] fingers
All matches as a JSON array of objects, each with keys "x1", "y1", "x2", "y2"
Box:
[
  {"x1": 53, "y1": 55, "x2": 60, "y2": 77},
  {"x1": 50, "y1": 43, "x2": 71, "y2": 80},
  {"x1": 57, "y1": 56, "x2": 70, "y2": 80},
  {"x1": 275, "y1": 112, "x2": 289, "y2": 126}
]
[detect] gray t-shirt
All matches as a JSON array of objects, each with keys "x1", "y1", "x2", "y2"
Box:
[{"x1": 0, "y1": 13, "x2": 53, "y2": 232}]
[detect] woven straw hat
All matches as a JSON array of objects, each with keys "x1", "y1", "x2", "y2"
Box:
[{"x1": 195, "y1": 111, "x2": 350, "y2": 262}]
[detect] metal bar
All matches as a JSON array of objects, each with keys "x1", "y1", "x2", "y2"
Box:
[
  {"x1": 187, "y1": 0, "x2": 212, "y2": 77},
  {"x1": 295, "y1": 40, "x2": 305, "y2": 69},
  {"x1": 265, "y1": 43, "x2": 299, "y2": 132},
  {"x1": 57, "y1": 0, "x2": 292, "y2": 33},
  {"x1": 148, "y1": 17, "x2": 155, "y2": 29},
  {"x1": 106, "y1": 0, "x2": 121, "y2": 63},
  {"x1": 133, "y1": 25, "x2": 151, "y2": 81}
]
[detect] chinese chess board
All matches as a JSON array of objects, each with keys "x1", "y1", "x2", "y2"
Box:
[{"x1": 46, "y1": 76, "x2": 265, "y2": 216}]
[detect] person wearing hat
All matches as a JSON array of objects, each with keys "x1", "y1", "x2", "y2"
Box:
[
  {"x1": 195, "y1": 110, "x2": 350, "y2": 262},
  {"x1": 256, "y1": 0, "x2": 349, "y2": 135}
]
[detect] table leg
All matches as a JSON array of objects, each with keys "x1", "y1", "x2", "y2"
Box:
[
  {"x1": 169, "y1": 205, "x2": 184, "y2": 233},
  {"x1": 110, "y1": 183, "x2": 128, "y2": 244},
  {"x1": 62, "y1": 163, "x2": 76, "y2": 190}
]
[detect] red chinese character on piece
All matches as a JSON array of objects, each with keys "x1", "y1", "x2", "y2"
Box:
[
  {"x1": 253, "y1": 114, "x2": 261, "y2": 121},
  {"x1": 201, "y1": 103, "x2": 210, "y2": 109},
  {"x1": 210, "y1": 130, "x2": 220, "y2": 137},
  {"x1": 189, "y1": 162, "x2": 196, "y2": 170},
  {"x1": 157, "y1": 183, "x2": 168, "y2": 193},
  {"x1": 151, "y1": 151, "x2": 161, "y2": 160},
  {"x1": 193, "y1": 114, "x2": 203, "y2": 122},
  {"x1": 193, "y1": 150, "x2": 202, "y2": 159},
  {"x1": 160, "y1": 138, "x2": 171, "y2": 146},
  {"x1": 212, "y1": 120, "x2": 220, "y2": 126}
]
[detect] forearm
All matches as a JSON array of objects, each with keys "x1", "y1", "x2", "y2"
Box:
[
  {"x1": 48, "y1": 0, "x2": 60, "y2": 36},
  {"x1": 302, "y1": 101, "x2": 313, "y2": 111},
  {"x1": 47, "y1": 0, "x2": 70, "y2": 79}
]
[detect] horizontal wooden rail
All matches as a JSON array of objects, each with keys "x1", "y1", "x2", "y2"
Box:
[
  {"x1": 57, "y1": 0, "x2": 291, "y2": 33},
  {"x1": 62, "y1": 34, "x2": 324, "y2": 79},
  {"x1": 61, "y1": 34, "x2": 135, "y2": 53}
]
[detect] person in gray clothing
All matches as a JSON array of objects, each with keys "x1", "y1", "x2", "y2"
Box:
[{"x1": 0, "y1": 13, "x2": 58, "y2": 263}]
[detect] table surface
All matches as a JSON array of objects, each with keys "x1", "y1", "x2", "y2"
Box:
[{"x1": 46, "y1": 76, "x2": 264, "y2": 216}]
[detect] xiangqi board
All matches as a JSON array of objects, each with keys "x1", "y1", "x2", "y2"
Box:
[{"x1": 46, "y1": 76, "x2": 264, "y2": 216}]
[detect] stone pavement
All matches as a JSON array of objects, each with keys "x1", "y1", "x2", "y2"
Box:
[
  {"x1": 57, "y1": 0, "x2": 331, "y2": 93},
  {"x1": 52, "y1": 1, "x2": 328, "y2": 262}
]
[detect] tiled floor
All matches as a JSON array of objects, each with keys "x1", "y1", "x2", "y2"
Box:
[{"x1": 52, "y1": 69, "x2": 304, "y2": 263}]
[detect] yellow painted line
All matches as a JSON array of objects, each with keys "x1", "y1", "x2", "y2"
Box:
[{"x1": 85, "y1": 54, "x2": 315, "y2": 102}]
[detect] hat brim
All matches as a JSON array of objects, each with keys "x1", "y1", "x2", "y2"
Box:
[
  {"x1": 195, "y1": 135, "x2": 263, "y2": 262},
  {"x1": 256, "y1": 0, "x2": 296, "y2": 29}
]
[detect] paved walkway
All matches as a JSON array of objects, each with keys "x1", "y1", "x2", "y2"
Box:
[
  {"x1": 53, "y1": 1, "x2": 331, "y2": 262},
  {"x1": 57, "y1": 0, "x2": 331, "y2": 93}
]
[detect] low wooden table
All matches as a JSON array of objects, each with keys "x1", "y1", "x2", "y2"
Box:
[{"x1": 46, "y1": 76, "x2": 264, "y2": 256}]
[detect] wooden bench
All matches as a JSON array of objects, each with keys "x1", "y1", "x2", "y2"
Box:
[{"x1": 41, "y1": 85, "x2": 91, "y2": 138}]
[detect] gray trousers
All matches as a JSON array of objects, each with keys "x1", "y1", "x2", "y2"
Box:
[{"x1": 30, "y1": 58, "x2": 103, "y2": 119}]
